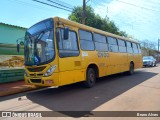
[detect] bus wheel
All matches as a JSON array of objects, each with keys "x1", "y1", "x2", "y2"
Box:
[
  {"x1": 127, "y1": 63, "x2": 134, "y2": 75},
  {"x1": 83, "y1": 68, "x2": 96, "y2": 88}
]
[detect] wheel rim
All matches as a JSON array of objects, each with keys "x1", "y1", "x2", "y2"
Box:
[{"x1": 89, "y1": 72, "x2": 95, "y2": 84}]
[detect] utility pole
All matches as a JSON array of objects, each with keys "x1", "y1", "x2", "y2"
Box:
[
  {"x1": 82, "y1": 0, "x2": 86, "y2": 24},
  {"x1": 158, "y1": 39, "x2": 160, "y2": 52}
]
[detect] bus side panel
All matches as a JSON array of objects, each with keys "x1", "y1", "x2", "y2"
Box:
[
  {"x1": 108, "y1": 52, "x2": 121, "y2": 74},
  {"x1": 139, "y1": 54, "x2": 143, "y2": 68},
  {"x1": 134, "y1": 54, "x2": 143, "y2": 69},
  {"x1": 95, "y1": 51, "x2": 111, "y2": 77},
  {"x1": 119, "y1": 52, "x2": 129, "y2": 72},
  {"x1": 58, "y1": 69, "x2": 85, "y2": 86},
  {"x1": 133, "y1": 54, "x2": 138, "y2": 69},
  {"x1": 58, "y1": 54, "x2": 84, "y2": 86},
  {"x1": 82, "y1": 50, "x2": 114, "y2": 78}
]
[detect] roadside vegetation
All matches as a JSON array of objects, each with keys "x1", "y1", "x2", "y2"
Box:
[
  {"x1": 68, "y1": 6, "x2": 160, "y2": 61},
  {"x1": 68, "y1": 6, "x2": 128, "y2": 37}
]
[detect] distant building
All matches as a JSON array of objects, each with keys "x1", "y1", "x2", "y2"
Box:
[
  {"x1": 0, "y1": 23, "x2": 27, "y2": 82},
  {"x1": 0, "y1": 22, "x2": 26, "y2": 44},
  {"x1": 0, "y1": 22, "x2": 27, "y2": 55}
]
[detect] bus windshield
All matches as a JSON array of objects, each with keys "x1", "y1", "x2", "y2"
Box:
[{"x1": 24, "y1": 19, "x2": 55, "y2": 66}]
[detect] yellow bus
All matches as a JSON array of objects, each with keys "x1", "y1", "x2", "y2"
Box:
[{"x1": 18, "y1": 17, "x2": 142, "y2": 88}]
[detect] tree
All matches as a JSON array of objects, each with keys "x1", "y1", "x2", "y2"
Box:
[
  {"x1": 68, "y1": 6, "x2": 128, "y2": 37},
  {"x1": 141, "y1": 40, "x2": 157, "y2": 56},
  {"x1": 118, "y1": 31, "x2": 128, "y2": 37}
]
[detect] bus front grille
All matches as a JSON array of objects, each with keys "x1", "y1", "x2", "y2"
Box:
[
  {"x1": 30, "y1": 73, "x2": 43, "y2": 77},
  {"x1": 27, "y1": 66, "x2": 46, "y2": 72},
  {"x1": 30, "y1": 79, "x2": 41, "y2": 83}
]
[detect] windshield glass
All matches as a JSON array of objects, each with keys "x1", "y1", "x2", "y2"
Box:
[
  {"x1": 143, "y1": 56, "x2": 152, "y2": 60},
  {"x1": 24, "y1": 19, "x2": 55, "y2": 66}
]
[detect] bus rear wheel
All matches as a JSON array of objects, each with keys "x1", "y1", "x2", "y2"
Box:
[{"x1": 83, "y1": 68, "x2": 96, "y2": 88}]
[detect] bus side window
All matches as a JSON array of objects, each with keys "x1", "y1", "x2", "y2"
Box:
[
  {"x1": 107, "y1": 37, "x2": 119, "y2": 52},
  {"x1": 56, "y1": 28, "x2": 79, "y2": 57},
  {"x1": 137, "y1": 44, "x2": 141, "y2": 54},
  {"x1": 132, "y1": 43, "x2": 139, "y2": 54},
  {"x1": 94, "y1": 33, "x2": 108, "y2": 51},
  {"x1": 126, "y1": 41, "x2": 133, "y2": 53},
  {"x1": 79, "y1": 29, "x2": 94, "y2": 51},
  {"x1": 117, "y1": 39, "x2": 127, "y2": 53}
]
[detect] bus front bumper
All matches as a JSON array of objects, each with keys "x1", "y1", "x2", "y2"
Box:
[{"x1": 24, "y1": 73, "x2": 59, "y2": 87}]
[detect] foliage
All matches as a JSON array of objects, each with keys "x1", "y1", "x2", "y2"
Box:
[
  {"x1": 140, "y1": 40, "x2": 159, "y2": 56},
  {"x1": 68, "y1": 6, "x2": 128, "y2": 37}
]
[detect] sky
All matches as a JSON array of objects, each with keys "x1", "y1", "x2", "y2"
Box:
[
  {"x1": 93, "y1": 0, "x2": 160, "y2": 45},
  {"x1": 0, "y1": 0, "x2": 160, "y2": 47}
]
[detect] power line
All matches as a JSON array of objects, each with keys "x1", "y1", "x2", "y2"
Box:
[
  {"x1": 116, "y1": 0, "x2": 160, "y2": 12},
  {"x1": 11, "y1": 0, "x2": 50, "y2": 10},
  {"x1": 86, "y1": 0, "x2": 91, "y2": 4},
  {"x1": 32, "y1": 0, "x2": 72, "y2": 12},
  {"x1": 93, "y1": 0, "x2": 105, "y2": 6},
  {"x1": 92, "y1": 1, "x2": 124, "y2": 21},
  {"x1": 46, "y1": 0, "x2": 73, "y2": 10},
  {"x1": 12, "y1": 0, "x2": 73, "y2": 13},
  {"x1": 90, "y1": 1, "x2": 157, "y2": 39},
  {"x1": 92, "y1": 0, "x2": 160, "y2": 41},
  {"x1": 91, "y1": 1, "x2": 135, "y2": 31},
  {"x1": 54, "y1": 0, "x2": 74, "y2": 8},
  {"x1": 8, "y1": 0, "x2": 57, "y2": 18},
  {"x1": 93, "y1": 0, "x2": 160, "y2": 19},
  {"x1": 92, "y1": 0, "x2": 160, "y2": 25}
]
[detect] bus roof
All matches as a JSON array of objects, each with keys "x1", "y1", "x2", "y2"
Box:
[{"x1": 53, "y1": 16, "x2": 139, "y2": 44}]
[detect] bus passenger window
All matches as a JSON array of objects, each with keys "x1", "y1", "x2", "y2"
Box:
[
  {"x1": 56, "y1": 28, "x2": 79, "y2": 57},
  {"x1": 132, "y1": 43, "x2": 139, "y2": 54},
  {"x1": 137, "y1": 44, "x2": 141, "y2": 54},
  {"x1": 107, "y1": 37, "x2": 119, "y2": 52},
  {"x1": 126, "y1": 41, "x2": 133, "y2": 53},
  {"x1": 118, "y1": 39, "x2": 127, "y2": 53},
  {"x1": 79, "y1": 30, "x2": 94, "y2": 51},
  {"x1": 94, "y1": 33, "x2": 108, "y2": 51}
]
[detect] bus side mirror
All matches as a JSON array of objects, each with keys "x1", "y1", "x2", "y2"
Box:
[
  {"x1": 17, "y1": 44, "x2": 20, "y2": 53},
  {"x1": 64, "y1": 27, "x2": 69, "y2": 40}
]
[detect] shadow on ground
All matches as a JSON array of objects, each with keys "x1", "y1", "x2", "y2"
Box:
[
  {"x1": 0, "y1": 70, "x2": 158, "y2": 117},
  {"x1": 26, "y1": 70, "x2": 157, "y2": 117}
]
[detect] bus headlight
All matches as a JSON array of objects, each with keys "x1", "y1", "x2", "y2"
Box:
[{"x1": 44, "y1": 65, "x2": 57, "y2": 76}]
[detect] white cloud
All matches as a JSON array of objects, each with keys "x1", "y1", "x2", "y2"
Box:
[{"x1": 94, "y1": 0, "x2": 160, "y2": 43}]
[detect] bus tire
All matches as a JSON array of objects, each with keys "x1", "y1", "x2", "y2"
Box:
[
  {"x1": 127, "y1": 63, "x2": 134, "y2": 75},
  {"x1": 83, "y1": 68, "x2": 96, "y2": 88}
]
